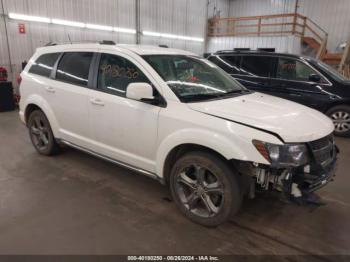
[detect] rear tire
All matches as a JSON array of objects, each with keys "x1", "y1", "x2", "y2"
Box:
[
  {"x1": 28, "y1": 110, "x2": 59, "y2": 155},
  {"x1": 169, "y1": 151, "x2": 242, "y2": 227},
  {"x1": 326, "y1": 105, "x2": 350, "y2": 137}
]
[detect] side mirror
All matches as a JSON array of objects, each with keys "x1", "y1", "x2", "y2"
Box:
[
  {"x1": 126, "y1": 82, "x2": 154, "y2": 102},
  {"x1": 309, "y1": 74, "x2": 321, "y2": 82}
]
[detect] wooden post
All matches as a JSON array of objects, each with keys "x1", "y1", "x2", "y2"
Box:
[
  {"x1": 292, "y1": 0, "x2": 299, "y2": 35},
  {"x1": 258, "y1": 18, "x2": 261, "y2": 36},
  {"x1": 339, "y1": 36, "x2": 350, "y2": 73},
  {"x1": 301, "y1": 17, "x2": 306, "y2": 37},
  {"x1": 316, "y1": 34, "x2": 328, "y2": 60},
  {"x1": 292, "y1": 13, "x2": 297, "y2": 34},
  {"x1": 232, "y1": 20, "x2": 236, "y2": 36}
]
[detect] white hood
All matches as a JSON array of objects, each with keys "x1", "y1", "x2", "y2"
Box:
[{"x1": 188, "y1": 92, "x2": 334, "y2": 143}]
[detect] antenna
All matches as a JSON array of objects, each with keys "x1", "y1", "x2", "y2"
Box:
[{"x1": 67, "y1": 34, "x2": 72, "y2": 44}]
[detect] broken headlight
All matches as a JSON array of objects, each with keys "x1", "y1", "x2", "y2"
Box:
[{"x1": 253, "y1": 140, "x2": 309, "y2": 168}]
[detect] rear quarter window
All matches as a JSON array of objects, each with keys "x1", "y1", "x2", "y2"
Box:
[{"x1": 28, "y1": 53, "x2": 61, "y2": 78}]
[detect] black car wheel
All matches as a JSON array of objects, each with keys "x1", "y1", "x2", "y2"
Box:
[
  {"x1": 327, "y1": 105, "x2": 350, "y2": 137},
  {"x1": 28, "y1": 110, "x2": 59, "y2": 155},
  {"x1": 169, "y1": 151, "x2": 242, "y2": 227}
]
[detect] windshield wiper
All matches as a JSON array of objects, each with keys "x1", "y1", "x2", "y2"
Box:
[
  {"x1": 220, "y1": 89, "x2": 250, "y2": 97},
  {"x1": 181, "y1": 93, "x2": 221, "y2": 102},
  {"x1": 225, "y1": 89, "x2": 248, "y2": 94},
  {"x1": 181, "y1": 89, "x2": 250, "y2": 102}
]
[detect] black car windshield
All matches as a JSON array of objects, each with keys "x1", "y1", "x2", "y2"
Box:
[
  {"x1": 142, "y1": 55, "x2": 247, "y2": 102},
  {"x1": 309, "y1": 58, "x2": 350, "y2": 83}
]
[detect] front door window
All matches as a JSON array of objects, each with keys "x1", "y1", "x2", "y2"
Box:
[
  {"x1": 276, "y1": 58, "x2": 325, "y2": 83},
  {"x1": 97, "y1": 54, "x2": 150, "y2": 97}
]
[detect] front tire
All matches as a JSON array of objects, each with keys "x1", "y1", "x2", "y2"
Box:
[
  {"x1": 326, "y1": 105, "x2": 350, "y2": 137},
  {"x1": 28, "y1": 110, "x2": 59, "y2": 155},
  {"x1": 169, "y1": 151, "x2": 242, "y2": 227}
]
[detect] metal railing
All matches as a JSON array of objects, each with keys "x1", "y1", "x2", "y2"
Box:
[
  {"x1": 207, "y1": 13, "x2": 328, "y2": 43},
  {"x1": 339, "y1": 36, "x2": 350, "y2": 78}
]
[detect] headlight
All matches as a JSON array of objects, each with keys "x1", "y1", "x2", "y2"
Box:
[{"x1": 253, "y1": 140, "x2": 309, "y2": 168}]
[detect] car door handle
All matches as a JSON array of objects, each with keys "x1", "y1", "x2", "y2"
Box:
[
  {"x1": 45, "y1": 86, "x2": 55, "y2": 93},
  {"x1": 90, "y1": 98, "x2": 105, "y2": 106}
]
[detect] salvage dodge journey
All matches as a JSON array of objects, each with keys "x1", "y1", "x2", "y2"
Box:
[{"x1": 19, "y1": 42, "x2": 338, "y2": 226}]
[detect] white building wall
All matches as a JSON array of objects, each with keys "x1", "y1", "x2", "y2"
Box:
[
  {"x1": 0, "y1": 0, "x2": 208, "y2": 86},
  {"x1": 206, "y1": 0, "x2": 298, "y2": 54},
  {"x1": 207, "y1": 35, "x2": 301, "y2": 54},
  {"x1": 298, "y1": 0, "x2": 350, "y2": 52},
  {"x1": 229, "y1": 0, "x2": 295, "y2": 16},
  {"x1": 226, "y1": 0, "x2": 350, "y2": 53},
  {"x1": 140, "y1": 0, "x2": 207, "y2": 55},
  {"x1": 208, "y1": 0, "x2": 231, "y2": 18}
]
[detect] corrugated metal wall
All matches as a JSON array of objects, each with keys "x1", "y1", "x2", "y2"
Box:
[
  {"x1": 298, "y1": 0, "x2": 350, "y2": 52},
  {"x1": 229, "y1": 0, "x2": 295, "y2": 16},
  {"x1": 207, "y1": 35, "x2": 301, "y2": 54},
  {"x1": 140, "y1": 0, "x2": 206, "y2": 54},
  {"x1": 0, "y1": 0, "x2": 207, "y2": 88},
  {"x1": 208, "y1": 0, "x2": 350, "y2": 54},
  {"x1": 208, "y1": 0, "x2": 230, "y2": 18},
  {"x1": 206, "y1": 0, "x2": 297, "y2": 53}
]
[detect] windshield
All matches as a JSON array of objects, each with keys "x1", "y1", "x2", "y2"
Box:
[
  {"x1": 309, "y1": 58, "x2": 349, "y2": 83},
  {"x1": 142, "y1": 55, "x2": 248, "y2": 102}
]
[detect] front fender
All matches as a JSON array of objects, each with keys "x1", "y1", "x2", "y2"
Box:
[
  {"x1": 22, "y1": 94, "x2": 60, "y2": 137},
  {"x1": 156, "y1": 128, "x2": 249, "y2": 178}
]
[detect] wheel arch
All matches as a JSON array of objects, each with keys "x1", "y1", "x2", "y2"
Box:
[
  {"x1": 25, "y1": 104, "x2": 42, "y2": 124},
  {"x1": 161, "y1": 143, "x2": 231, "y2": 186},
  {"x1": 156, "y1": 128, "x2": 250, "y2": 184},
  {"x1": 23, "y1": 95, "x2": 60, "y2": 137},
  {"x1": 324, "y1": 101, "x2": 350, "y2": 114}
]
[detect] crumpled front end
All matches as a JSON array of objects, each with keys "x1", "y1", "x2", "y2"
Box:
[
  {"x1": 237, "y1": 134, "x2": 338, "y2": 203},
  {"x1": 296, "y1": 134, "x2": 338, "y2": 194}
]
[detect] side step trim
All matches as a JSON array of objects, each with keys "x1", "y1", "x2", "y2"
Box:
[{"x1": 59, "y1": 140, "x2": 162, "y2": 183}]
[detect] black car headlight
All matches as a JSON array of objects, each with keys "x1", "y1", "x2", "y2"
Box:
[{"x1": 253, "y1": 140, "x2": 309, "y2": 168}]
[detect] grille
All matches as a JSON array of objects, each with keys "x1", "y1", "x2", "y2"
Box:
[{"x1": 309, "y1": 134, "x2": 335, "y2": 167}]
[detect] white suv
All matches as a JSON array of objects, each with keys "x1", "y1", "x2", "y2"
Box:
[{"x1": 19, "y1": 42, "x2": 338, "y2": 226}]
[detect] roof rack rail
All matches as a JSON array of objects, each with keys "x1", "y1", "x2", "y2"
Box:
[
  {"x1": 44, "y1": 42, "x2": 58, "y2": 46},
  {"x1": 215, "y1": 49, "x2": 278, "y2": 54},
  {"x1": 42, "y1": 40, "x2": 101, "y2": 47},
  {"x1": 234, "y1": 48, "x2": 250, "y2": 51},
  {"x1": 99, "y1": 40, "x2": 116, "y2": 45},
  {"x1": 257, "y1": 48, "x2": 275, "y2": 52},
  {"x1": 215, "y1": 50, "x2": 237, "y2": 54}
]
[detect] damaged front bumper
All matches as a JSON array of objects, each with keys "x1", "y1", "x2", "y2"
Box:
[
  {"x1": 297, "y1": 153, "x2": 337, "y2": 194},
  {"x1": 240, "y1": 134, "x2": 339, "y2": 200},
  {"x1": 296, "y1": 134, "x2": 339, "y2": 194}
]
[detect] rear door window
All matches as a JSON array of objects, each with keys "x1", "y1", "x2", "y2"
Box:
[
  {"x1": 240, "y1": 56, "x2": 273, "y2": 77},
  {"x1": 29, "y1": 53, "x2": 61, "y2": 78},
  {"x1": 56, "y1": 52, "x2": 93, "y2": 87}
]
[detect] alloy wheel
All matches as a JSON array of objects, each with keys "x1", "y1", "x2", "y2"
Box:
[
  {"x1": 175, "y1": 164, "x2": 224, "y2": 218},
  {"x1": 30, "y1": 115, "x2": 50, "y2": 151},
  {"x1": 331, "y1": 111, "x2": 350, "y2": 133}
]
